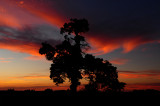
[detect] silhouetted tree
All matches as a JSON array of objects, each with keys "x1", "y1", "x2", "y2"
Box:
[
  {"x1": 39, "y1": 18, "x2": 126, "y2": 93},
  {"x1": 39, "y1": 18, "x2": 89, "y2": 93}
]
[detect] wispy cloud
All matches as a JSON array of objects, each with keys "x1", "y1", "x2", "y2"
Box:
[
  {"x1": 0, "y1": 57, "x2": 14, "y2": 63},
  {"x1": 0, "y1": 25, "x2": 62, "y2": 57},
  {"x1": 10, "y1": 75, "x2": 49, "y2": 79},
  {"x1": 0, "y1": 57, "x2": 14, "y2": 60},
  {"x1": 110, "y1": 58, "x2": 129, "y2": 65},
  {"x1": 0, "y1": 61, "x2": 11, "y2": 63},
  {"x1": 24, "y1": 56, "x2": 44, "y2": 61},
  {"x1": 125, "y1": 83, "x2": 160, "y2": 91},
  {"x1": 118, "y1": 70, "x2": 160, "y2": 79}
]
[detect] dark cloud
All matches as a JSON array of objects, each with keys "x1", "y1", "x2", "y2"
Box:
[
  {"x1": 0, "y1": 25, "x2": 63, "y2": 56},
  {"x1": 0, "y1": 25, "x2": 62, "y2": 45}
]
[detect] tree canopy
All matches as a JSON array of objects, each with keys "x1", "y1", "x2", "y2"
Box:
[{"x1": 39, "y1": 18, "x2": 126, "y2": 93}]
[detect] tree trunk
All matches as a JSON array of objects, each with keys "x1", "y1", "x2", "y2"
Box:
[{"x1": 70, "y1": 83, "x2": 77, "y2": 93}]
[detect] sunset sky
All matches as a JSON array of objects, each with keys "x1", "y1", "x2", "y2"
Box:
[{"x1": 0, "y1": 0, "x2": 160, "y2": 91}]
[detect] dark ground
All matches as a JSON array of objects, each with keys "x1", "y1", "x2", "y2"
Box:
[
  {"x1": 0, "y1": 89, "x2": 159, "y2": 105},
  {"x1": 0, "y1": 89, "x2": 159, "y2": 96}
]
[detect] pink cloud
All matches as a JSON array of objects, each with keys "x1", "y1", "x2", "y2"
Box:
[
  {"x1": 110, "y1": 58, "x2": 129, "y2": 65},
  {"x1": 0, "y1": 57, "x2": 14, "y2": 60},
  {"x1": 0, "y1": 36, "x2": 41, "y2": 56},
  {"x1": 0, "y1": 57, "x2": 14, "y2": 63},
  {"x1": 10, "y1": 75, "x2": 49, "y2": 79},
  {"x1": 87, "y1": 35, "x2": 157, "y2": 55},
  {"x1": 118, "y1": 70, "x2": 160, "y2": 79},
  {"x1": 122, "y1": 37, "x2": 154, "y2": 53},
  {"x1": 125, "y1": 83, "x2": 160, "y2": 91},
  {"x1": 0, "y1": 0, "x2": 47, "y2": 28},
  {"x1": 0, "y1": 61, "x2": 11, "y2": 63},
  {"x1": 24, "y1": 56, "x2": 44, "y2": 61}
]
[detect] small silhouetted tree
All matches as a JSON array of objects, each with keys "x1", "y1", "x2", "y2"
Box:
[
  {"x1": 39, "y1": 18, "x2": 126, "y2": 93},
  {"x1": 84, "y1": 54, "x2": 126, "y2": 92}
]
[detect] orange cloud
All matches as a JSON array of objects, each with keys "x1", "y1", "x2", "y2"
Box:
[
  {"x1": 0, "y1": 57, "x2": 14, "y2": 63},
  {"x1": 26, "y1": 8, "x2": 64, "y2": 27},
  {"x1": 0, "y1": 61, "x2": 11, "y2": 63},
  {"x1": 119, "y1": 73, "x2": 150, "y2": 79},
  {"x1": 0, "y1": 14, "x2": 21, "y2": 28},
  {"x1": 110, "y1": 58, "x2": 129, "y2": 65},
  {"x1": 24, "y1": 56, "x2": 44, "y2": 61},
  {"x1": 0, "y1": 2, "x2": 21, "y2": 28},
  {"x1": 87, "y1": 36, "x2": 120, "y2": 55},
  {"x1": 122, "y1": 37, "x2": 154, "y2": 53},
  {"x1": 118, "y1": 70, "x2": 160, "y2": 91},
  {"x1": 0, "y1": 36, "x2": 41, "y2": 56},
  {"x1": 118, "y1": 70, "x2": 160, "y2": 79},
  {"x1": 0, "y1": 57, "x2": 14, "y2": 60},
  {"x1": 0, "y1": 42, "x2": 40, "y2": 56},
  {"x1": 15, "y1": 0, "x2": 64, "y2": 27},
  {"x1": 86, "y1": 34, "x2": 156, "y2": 55},
  {"x1": 125, "y1": 84, "x2": 160, "y2": 91},
  {"x1": 19, "y1": 1, "x2": 24, "y2": 5},
  {"x1": 10, "y1": 75, "x2": 49, "y2": 79},
  {"x1": 0, "y1": 0, "x2": 49, "y2": 28}
]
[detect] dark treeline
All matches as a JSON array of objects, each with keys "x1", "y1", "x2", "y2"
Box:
[{"x1": 0, "y1": 89, "x2": 159, "y2": 97}]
